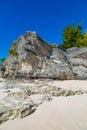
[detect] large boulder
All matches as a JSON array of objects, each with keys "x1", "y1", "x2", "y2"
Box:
[
  {"x1": 3, "y1": 32, "x2": 52, "y2": 79},
  {"x1": 3, "y1": 31, "x2": 87, "y2": 79}
]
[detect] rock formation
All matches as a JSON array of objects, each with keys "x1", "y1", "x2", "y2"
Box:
[{"x1": 1, "y1": 31, "x2": 87, "y2": 79}]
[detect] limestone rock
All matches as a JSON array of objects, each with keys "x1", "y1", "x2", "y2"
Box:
[
  {"x1": 2, "y1": 32, "x2": 87, "y2": 79},
  {"x1": 3, "y1": 31, "x2": 52, "y2": 79},
  {"x1": 66, "y1": 47, "x2": 87, "y2": 79}
]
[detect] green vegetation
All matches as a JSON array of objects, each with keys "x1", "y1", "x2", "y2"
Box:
[
  {"x1": 0, "y1": 58, "x2": 6, "y2": 63},
  {"x1": 9, "y1": 49, "x2": 18, "y2": 57},
  {"x1": 0, "y1": 58, "x2": 6, "y2": 64},
  {"x1": 62, "y1": 23, "x2": 87, "y2": 48}
]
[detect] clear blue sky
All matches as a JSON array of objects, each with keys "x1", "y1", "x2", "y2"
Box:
[{"x1": 0, "y1": 0, "x2": 87, "y2": 58}]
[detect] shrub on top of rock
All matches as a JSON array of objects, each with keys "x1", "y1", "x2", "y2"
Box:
[
  {"x1": 0, "y1": 58, "x2": 6, "y2": 64},
  {"x1": 9, "y1": 49, "x2": 18, "y2": 57}
]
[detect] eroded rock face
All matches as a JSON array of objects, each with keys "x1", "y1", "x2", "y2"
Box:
[
  {"x1": 3, "y1": 32, "x2": 52, "y2": 79},
  {"x1": 3, "y1": 31, "x2": 87, "y2": 79}
]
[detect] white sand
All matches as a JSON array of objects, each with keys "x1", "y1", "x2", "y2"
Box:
[
  {"x1": 1, "y1": 95, "x2": 87, "y2": 130},
  {"x1": 1, "y1": 80, "x2": 87, "y2": 130},
  {"x1": 49, "y1": 80, "x2": 87, "y2": 90}
]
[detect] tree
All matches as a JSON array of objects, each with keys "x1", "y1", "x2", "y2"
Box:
[{"x1": 62, "y1": 23, "x2": 84, "y2": 48}]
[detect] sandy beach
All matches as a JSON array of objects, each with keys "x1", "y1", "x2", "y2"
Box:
[{"x1": 0, "y1": 80, "x2": 87, "y2": 130}]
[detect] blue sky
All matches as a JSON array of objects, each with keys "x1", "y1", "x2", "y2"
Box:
[{"x1": 0, "y1": 0, "x2": 87, "y2": 58}]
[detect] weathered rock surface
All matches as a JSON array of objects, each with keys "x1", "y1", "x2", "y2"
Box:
[
  {"x1": 66, "y1": 47, "x2": 87, "y2": 79},
  {"x1": 1, "y1": 31, "x2": 87, "y2": 79},
  {"x1": 0, "y1": 93, "x2": 52, "y2": 124}
]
